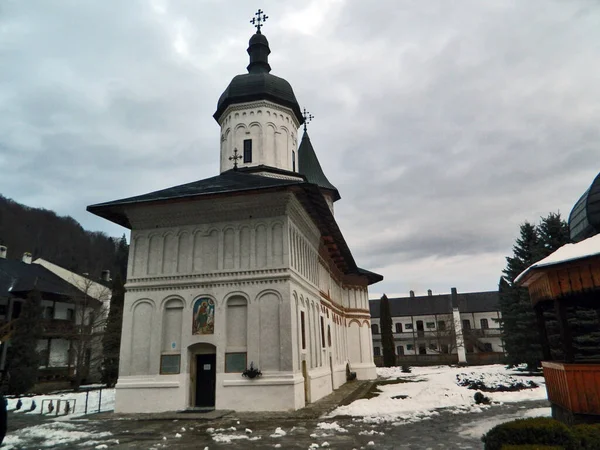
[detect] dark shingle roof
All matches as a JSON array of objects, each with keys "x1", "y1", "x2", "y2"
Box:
[
  {"x1": 87, "y1": 167, "x2": 383, "y2": 285},
  {"x1": 87, "y1": 168, "x2": 307, "y2": 228},
  {"x1": 298, "y1": 132, "x2": 340, "y2": 202},
  {"x1": 369, "y1": 291, "x2": 499, "y2": 318},
  {"x1": 0, "y1": 259, "x2": 82, "y2": 300},
  {"x1": 569, "y1": 172, "x2": 600, "y2": 242},
  {"x1": 214, "y1": 33, "x2": 303, "y2": 124}
]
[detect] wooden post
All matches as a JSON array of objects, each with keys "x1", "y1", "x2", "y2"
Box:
[
  {"x1": 534, "y1": 302, "x2": 552, "y2": 360},
  {"x1": 554, "y1": 298, "x2": 575, "y2": 363}
]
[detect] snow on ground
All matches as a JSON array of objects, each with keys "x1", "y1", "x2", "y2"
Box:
[
  {"x1": 458, "y1": 406, "x2": 552, "y2": 438},
  {"x1": 329, "y1": 365, "x2": 546, "y2": 423},
  {"x1": 7, "y1": 387, "x2": 115, "y2": 417},
  {"x1": 2, "y1": 421, "x2": 113, "y2": 449}
]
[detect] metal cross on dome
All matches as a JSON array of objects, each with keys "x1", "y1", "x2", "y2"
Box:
[
  {"x1": 302, "y1": 108, "x2": 314, "y2": 132},
  {"x1": 250, "y1": 9, "x2": 268, "y2": 33},
  {"x1": 229, "y1": 148, "x2": 242, "y2": 170}
]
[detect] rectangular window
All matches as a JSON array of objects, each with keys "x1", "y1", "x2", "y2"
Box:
[
  {"x1": 480, "y1": 318, "x2": 489, "y2": 329},
  {"x1": 373, "y1": 346, "x2": 381, "y2": 356},
  {"x1": 67, "y1": 308, "x2": 75, "y2": 321},
  {"x1": 395, "y1": 323, "x2": 402, "y2": 333},
  {"x1": 483, "y1": 343, "x2": 493, "y2": 352},
  {"x1": 437, "y1": 320, "x2": 446, "y2": 331},
  {"x1": 397, "y1": 345, "x2": 404, "y2": 355},
  {"x1": 406, "y1": 344, "x2": 414, "y2": 351},
  {"x1": 44, "y1": 306, "x2": 54, "y2": 319},
  {"x1": 418, "y1": 345, "x2": 427, "y2": 355},
  {"x1": 243, "y1": 139, "x2": 252, "y2": 163},
  {"x1": 292, "y1": 150, "x2": 296, "y2": 172},
  {"x1": 160, "y1": 354, "x2": 181, "y2": 374},
  {"x1": 320, "y1": 317, "x2": 326, "y2": 347},
  {"x1": 462, "y1": 319, "x2": 471, "y2": 330},
  {"x1": 426, "y1": 322, "x2": 435, "y2": 329},
  {"x1": 441, "y1": 344, "x2": 449, "y2": 354},
  {"x1": 405, "y1": 323, "x2": 413, "y2": 330},
  {"x1": 429, "y1": 343, "x2": 437, "y2": 350},
  {"x1": 301, "y1": 311, "x2": 306, "y2": 350},
  {"x1": 225, "y1": 352, "x2": 247, "y2": 373}
]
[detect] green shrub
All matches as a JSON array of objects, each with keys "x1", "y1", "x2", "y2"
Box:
[
  {"x1": 501, "y1": 446, "x2": 564, "y2": 450},
  {"x1": 573, "y1": 423, "x2": 600, "y2": 449},
  {"x1": 482, "y1": 417, "x2": 575, "y2": 450}
]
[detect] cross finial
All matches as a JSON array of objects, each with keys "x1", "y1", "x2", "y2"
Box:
[
  {"x1": 302, "y1": 108, "x2": 314, "y2": 132},
  {"x1": 250, "y1": 9, "x2": 268, "y2": 33},
  {"x1": 229, "y1": 148, "x2": 242, "y2": 170}
]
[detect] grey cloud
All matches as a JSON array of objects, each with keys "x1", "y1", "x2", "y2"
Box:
[{"x1": 1, "y1": 0, "x2": 599, "y2": 295}]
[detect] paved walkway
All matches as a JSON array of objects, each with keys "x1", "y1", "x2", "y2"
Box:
[{"x1": 4, "y1": 381, "x2": 551, "y2": 449}]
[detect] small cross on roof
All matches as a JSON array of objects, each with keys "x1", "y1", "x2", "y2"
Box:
[
  {"x1": 302, "y1": 108, "x2": 314, "y2": 132},
  {"x1": 229, "y1": 148, "x2": 242, "y2": 170},
  {"x1": 250, "y1": 9, "x2": 268, "y2": 33}
]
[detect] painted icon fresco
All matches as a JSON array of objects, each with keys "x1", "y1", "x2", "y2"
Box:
[{"x1": 193, "y1": 298, "x2": 215, "y2": 335}]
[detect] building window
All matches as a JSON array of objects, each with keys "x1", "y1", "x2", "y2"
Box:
[
  {"x1": 292, "y1": 150, "x2": 296, "y2": 172},
  {"x1": 39, "y1": 349, "x2": 49, "y2": 367},
  {"x1": 243, "y1": 139, "x2": 252, "y2": 163},
  {"x1": 67, "y1": 308, "x2": 75, "y2": 321},
  {"x1": 371, "y1": 324, "x2": 379, "y2": 335},
  {"x1": 418, "y1": 345, "x2": 427, "y2": 355},
  {"x1": 395, "y1": 323, "x2": 402, "y2": 333},
  {"x1": 405, "y1": 323, "x2": 413, "y2": 330},
  {"x1": 373, "y1": 346, "x2": 381, "y2": 357},
  {"x1": 441, "y1": 344, "x2": 449, "y2": 354},
  {"x1": 462, "y1": 319, "x2": 471, "y2": 330},
  {"x1": 426, "y1": 322, "x2": 435, "y2": 329},
  {"x1": 43, "y1": 306, "x2": 54, "y2": 319},
  {"x1": 327, "y1": 325, "x2": 332, "y2": 347},
  {"x1": 320, "y1": 317, "x2": 325, "y2": 347},
  {"x1": 0, "y1": 304, "x2": 7, "y2": 316},
  {"x1": 301, "y1": 311, "x2": 306, "y2": 350},
  {"x1": 406, "y1": 344, "x2": 414, "y2": 351},
  {"x1": 225, "y1": 352, "x2": 247, "y2": 373},
  {"x1": 429, "y1": 343, "x2": 437, "y2": 351},
  {"x1": 397, "y1": 345, "x2": 404, "y2": 355},
  {"x1": 480, "y1": 318, "x2": 489, "y2": 329},
  {"x1": 483, "y1": 343, "x2": 493, "y2": 352},
  {"x1": 437, "y1": 320, "x2": 446, "y2": 331},
  {"x1": 160, "y1": 354, "x2": 181, "y2": 374}
]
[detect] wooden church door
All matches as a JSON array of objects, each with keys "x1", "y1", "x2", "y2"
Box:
[{"x1": 195, "y1": 354, "x2": 216, "y2": 407}]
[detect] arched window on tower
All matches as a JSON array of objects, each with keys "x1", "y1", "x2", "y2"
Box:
[{"x1": 292, "y1": 150, "x2": 296, "y2": 172}]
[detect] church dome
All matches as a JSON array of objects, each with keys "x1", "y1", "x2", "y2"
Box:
[{"x1": 213, "y1": 32, "x2": 304, "y2": 124}]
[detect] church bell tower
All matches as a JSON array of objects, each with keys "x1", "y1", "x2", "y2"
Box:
[{"x1": 214, "y1": 10, "x2": 304, "y2": 173}]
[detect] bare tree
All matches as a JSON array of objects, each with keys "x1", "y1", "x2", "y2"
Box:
[
  {"x1": 65, "y1": 277, "x2": 111, "y2": 390},
  {"x1": 427, "y1": 313, "x2": 463, "y2": 356}
]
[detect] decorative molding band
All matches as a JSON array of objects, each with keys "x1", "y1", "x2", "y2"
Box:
[
  {"x1": 127, "y1": 277, "x2": 289, "y2": 293},
  {"x1": 128, "y1": 268, "x2": 288, "y2": 284}
]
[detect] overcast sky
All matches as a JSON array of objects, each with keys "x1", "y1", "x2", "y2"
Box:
[{"x1": 2, "y1": 0, "x2": 599, "y2": 297}]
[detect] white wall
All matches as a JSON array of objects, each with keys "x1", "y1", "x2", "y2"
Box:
[{"x1": 218, "y1": 100, "x2": 300, "y2": 173}]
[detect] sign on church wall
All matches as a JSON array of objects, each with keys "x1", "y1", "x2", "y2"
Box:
[{"x1": 193, "y1": 298, "x2": 215, "y2": 335}]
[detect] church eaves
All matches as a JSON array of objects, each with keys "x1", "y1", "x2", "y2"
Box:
[{"x1": 298, "y1": 131, "x2": 341, "y2": 202}]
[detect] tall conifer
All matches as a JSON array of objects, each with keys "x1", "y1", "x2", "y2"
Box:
[
  {"x1": 101, "y1": 275, "x2": 124, "y2": 387},
  {"x1": 7, "y1": 289, "x2": 42, "y2": 394},
  {"x1": 380, "y1": 294, "x2": 396, "y2": 367}
]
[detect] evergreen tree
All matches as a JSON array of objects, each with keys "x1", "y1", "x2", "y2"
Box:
[
  {"x1": 379, "y1": 294, "x2": 396, "y2": 367},
  {"x1": 537, "y1": 212, "x2": 570, "y2": 258},
  {"x1": 499, "y1": 222, "x2": 543, "y2": 370},
  {"x1": 101, "y1": 275, "x2": 125, "y2": 387},
  {"x1": 7, "y1": 289, "x2": 42, "y2": 395}
]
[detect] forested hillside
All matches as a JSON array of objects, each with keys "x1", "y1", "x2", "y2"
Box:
[{"x1": 0, "y1": 195, "x2": 128, "y2": 279}]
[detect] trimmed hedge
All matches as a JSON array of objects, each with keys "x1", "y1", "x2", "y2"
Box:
[
  {"x1": 501, "y1": 446, "x2": 564, "y2": 450},
  {"x1": 482, "y1": 418, "x2": 575, "y2": 450},
  {"x1": 573, "y1": 423, "x2": 600, "y2": 449}
]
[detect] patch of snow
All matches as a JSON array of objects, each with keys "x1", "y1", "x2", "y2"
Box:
[
  {"x1": 459, "y1": 406, "x2": 552, "y2": 438},
  {"x1": 329, "y1": 365, "x2": 546, "y2": 423},
  {"x1": 175, "y1": 433, "x2": 182, "y2": 438},
  {"x1": 270, "y1": 427, "x2": 287, "y2": 438},
  {"x1": 367, "y1": 441, "x2": 375, "y2": 446},
  {"x1": 316, "y1": 421, "x2": 348, "y2": 433},
  {"x1": 2, "y1": 421, "x2": 112, "y2": 449}
]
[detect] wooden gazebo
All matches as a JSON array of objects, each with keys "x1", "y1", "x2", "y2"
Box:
[{"x1": 517, "y1": 234, "x2": 600, "y2": 424}]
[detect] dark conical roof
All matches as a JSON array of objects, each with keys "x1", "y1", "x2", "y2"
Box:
[
  {"x1": 298, "y1": 131, "x2": 340, "y2": 202},
  {"x1": 214, "y1": 32, "x2": 304, "y2": 124},
  {"x1": 569, "y1": 171, "x2": 600, "y2": 242}
]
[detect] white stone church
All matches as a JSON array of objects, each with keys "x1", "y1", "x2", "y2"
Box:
[{"x1": 88, "y1": 16, "x2": 382, "y2": 413}]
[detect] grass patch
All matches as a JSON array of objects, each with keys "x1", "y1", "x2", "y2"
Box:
[{"x1": 363, "y1": 378, "x2": 419, "y2": 400}]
